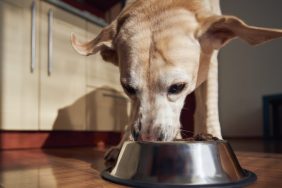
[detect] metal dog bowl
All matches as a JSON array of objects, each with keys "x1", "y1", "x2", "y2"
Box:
[{"x1": 101, "y1": 140, "x2": 256, "y2": 188}]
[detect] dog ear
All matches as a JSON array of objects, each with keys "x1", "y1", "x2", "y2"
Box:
[
  {"x1": 198, "y1": 15, "x2": 282, "y2": 52},
  {"x1": 71, "y1": 23, "x2": 118, "y2": 65}
]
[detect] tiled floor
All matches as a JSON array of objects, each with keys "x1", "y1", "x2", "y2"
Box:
[
  {"x1": 0, "y1": 147, "x2": 122, "y2": 188},
  {"x1": 0, "y1": 139, "x2": 281, "y2": 188}
]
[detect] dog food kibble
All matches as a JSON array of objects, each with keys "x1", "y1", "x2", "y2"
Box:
[{"x1": 174, "y1": 133, "x2": 220, "y2": 141}]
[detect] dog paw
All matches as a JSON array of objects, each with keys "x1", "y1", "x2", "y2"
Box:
[{"x1": 104, "y1": 146, "x2": 121, "y2": 169}]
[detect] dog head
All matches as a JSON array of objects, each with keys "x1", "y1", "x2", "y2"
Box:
[{"x1": 71, "y1": 0, "x2": 282, "y2": 141}]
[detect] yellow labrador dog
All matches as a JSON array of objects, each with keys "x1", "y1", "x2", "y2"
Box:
[{"x1": 71, "y1": 0, "x2": 282, "y2": 161}]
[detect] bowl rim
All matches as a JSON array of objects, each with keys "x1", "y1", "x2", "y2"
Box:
[
  {"x1": 103, "y1": 140, "x2": 257, "y2": 187},
  {"x1": 101, "y1": 169, "x2": 257, "y2": 188},
  {"x1": 124, "y1": 140, "x2": 228, "y2": 145}
]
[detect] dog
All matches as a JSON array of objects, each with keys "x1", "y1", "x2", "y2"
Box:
[{"x1": 71, "y1": 0, "x2": 282, "y2": 163}]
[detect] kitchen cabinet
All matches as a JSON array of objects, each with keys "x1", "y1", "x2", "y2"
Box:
[
  {"x1": 39, "y1": 2, "x2": 86, "y2": 130},
  {"x1": 0, "y1": 0, "x2": 127, "y2": 132},
  {"x1": 0, "y1": 0, "x2": 87, "y2": 131},
  {"x1": 86, "y1": 87, "x2": 128, "y2": 131},
  {"x1": 0, "y1": 0, "x2": 39, "y2": 130},
  {"x1": 85, "y1": 22, "x2": 129, "y2": 131}
]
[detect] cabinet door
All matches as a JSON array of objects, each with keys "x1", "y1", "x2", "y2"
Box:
[
  {"x1": 86, "y1": 87, "x2": 129, "y2": 131},
  {"x1": 0, "y1": 0, "x2": 39, "y2": 130},
  {"x1": 39, "y1": 2, "x2": 86, "y2": 130}
]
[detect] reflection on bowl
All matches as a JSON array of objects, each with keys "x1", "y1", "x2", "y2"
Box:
[{"x1": 102, "y1": 141, "x2": 256, "y2": 188}]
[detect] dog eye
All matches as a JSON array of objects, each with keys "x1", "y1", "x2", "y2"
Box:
[
  {"x1": 122, "y1": 84, "x2": 137, "y2": 95},
  {"x1": 168, "y1": 83, "x2": 186, "y2": 95}
]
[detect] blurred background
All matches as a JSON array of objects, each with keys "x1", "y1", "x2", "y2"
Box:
[
  {"x1": 220, "y1": 0, "x2": 282, "y2": 139},
  {"x1": 0, "y1": 0, "x2": 281, "y2": 150}
]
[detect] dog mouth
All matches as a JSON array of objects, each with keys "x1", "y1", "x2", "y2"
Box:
[
  {"x1": 139, "y1": 134, "x2": 165, "y2": 142},
  {"x1": 131, "y1": 127, "x2": 175, "y2": 142}
]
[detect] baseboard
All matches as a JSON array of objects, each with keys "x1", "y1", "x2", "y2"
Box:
[
  {"x1": 0, "y1": 132, "x2": 267, "y2": 150},
  {"x1": 0, "y1": 131, "x2": 121, "y2": 150}
]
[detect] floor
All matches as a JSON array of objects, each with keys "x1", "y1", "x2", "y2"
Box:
[{"x1": 0, "y1": 139, "x2": 281, "y2": 188}]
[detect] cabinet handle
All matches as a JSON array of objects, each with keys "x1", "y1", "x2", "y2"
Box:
[
  {"x1": 48, "y1": 9, "x2": 53, "y2": 76},
  {"x1": 31, "y1": 1, "x2": 36, "y2": 73}
]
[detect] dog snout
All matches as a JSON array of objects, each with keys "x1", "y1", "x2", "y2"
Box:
[
  {"x1": 139, "y1": 131, "x2": 165, "y2": 141},
  {"x1": 132, "y1": 126, "x2": 166, "y2": 142}
]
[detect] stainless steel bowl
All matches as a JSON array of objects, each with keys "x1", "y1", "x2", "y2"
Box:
[{"x1": 101, "y1": 140, "x2": 256, "y2": 188}]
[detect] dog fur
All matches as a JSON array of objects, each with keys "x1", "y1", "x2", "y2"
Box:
[{"x1": 71, "y1": 0, "x2": 282, "y2": 162}]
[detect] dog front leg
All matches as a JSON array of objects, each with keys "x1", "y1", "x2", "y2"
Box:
[
  {"x1": 104, "y1": 125, "x2": 131, "y2": 168},
  {"x1": 194, "y1": 53, "x2": 222, "y2": 139}
]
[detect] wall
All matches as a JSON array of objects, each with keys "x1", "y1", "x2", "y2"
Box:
[{"x1": 219, "y1": 0, "x2": 282, "y2": 137}]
